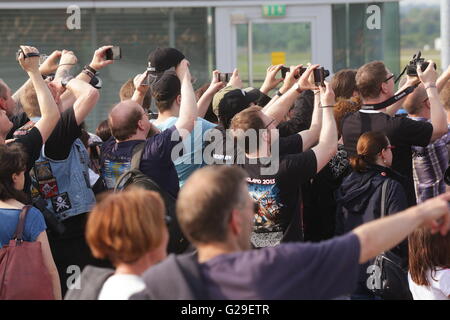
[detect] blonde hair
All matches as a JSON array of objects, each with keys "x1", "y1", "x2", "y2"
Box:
[{"x1": 86, "y1": 188, "x2": 166, "y2": 265}]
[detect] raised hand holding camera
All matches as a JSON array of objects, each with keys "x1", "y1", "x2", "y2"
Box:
[
  {"x1": 260, "y1": 64, "x2": 283, "y2": 95},
  {"x1": 297, "y1": 64, "x2": 320, "y2": 91},
  {"x1": 17, "y1": 45, "x2": 40, "y2": 74},
  {"x1": 89, "y1": 45, "x2": 115, "y2": 71},
  {"x1": 417, "y1": 60, "x2": 438, "y2": 89}
]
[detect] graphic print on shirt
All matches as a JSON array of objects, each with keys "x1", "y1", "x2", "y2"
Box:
[
  {"x1": 247, "y1": 177, "x2": 283, "y2": 233},
  {"x1": 102, "y1": 160, "x2": 131, "y2": 189}
]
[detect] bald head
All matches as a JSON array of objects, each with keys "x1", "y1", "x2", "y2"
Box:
[
  {"x1": 176, "y1": 166, "x2": 248, "y2": 244},
  {"x1": 108, "y1": 100, "x2": 145, "y2": 141},
  {"x1": 403, "y1": 84, "x2": 428, "y2": 116}
]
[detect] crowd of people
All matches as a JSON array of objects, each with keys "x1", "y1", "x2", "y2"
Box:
[{"x1": 0, "y1": 43, "x2": 449, "y2": 300}]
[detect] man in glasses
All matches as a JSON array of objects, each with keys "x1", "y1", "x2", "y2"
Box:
[
  {"x1": 341, "y1": 60, "x2": 447, "y2": 206},
  {"x1": 403, "y1": 83, "x2": 450, "y2": 203},
  {"x1": 131, "y1": 165, "x2": 450, "y2": 300}
]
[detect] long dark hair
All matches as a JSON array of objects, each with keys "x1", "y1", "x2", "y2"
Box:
[
  {"x1": 350, "y1": 131, "x2": 389, "y2": 172},
  {"x1": 0, "y1": 144, "x2": 28, "y2": 203},
  {"x1": 409, "y1": 228, "x2": 450, "y2": 286}
]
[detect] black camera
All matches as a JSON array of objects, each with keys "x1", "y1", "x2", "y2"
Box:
[
  {"x1": 217, "y1": 73, "x2": 232, "y2": 83},
  {"x1": 280, "y1": 66, "x2": 307, "y2": 79},
  {"x1": 313, "y1": 67, "x2": 330, "y2": 86},
  {"x1": 105, "y1": 46, "x2": 121, "y2": 60},
  {"x1": 406, "y1": 51, "x2": 436, "y2": 77}
]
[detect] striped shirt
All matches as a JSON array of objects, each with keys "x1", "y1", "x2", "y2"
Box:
[{"x1": 410, "y1": 117, "x2": 450, "y2": 203}]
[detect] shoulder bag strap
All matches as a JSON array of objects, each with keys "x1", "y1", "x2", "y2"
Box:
[
  {"x1": 380, "y1": 179, "x2": 389, "y2": 218},
  {"x1": 12, "y1": 205, "x2": 32, "y2": 241},
  {"x1": 130, "y1": 142, "x2": 146, "y2": 170}
]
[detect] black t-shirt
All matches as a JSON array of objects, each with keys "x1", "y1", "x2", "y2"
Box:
[
  {"x1": 239, "y1": 134, "x2": 317, "y2": 247},
  {"x1": 341, "y1": 111, "x2": 433, "y2": 206},
  {"x1": 204, "y1": 125, "x2": 304, "y2": 165},
  {"x1": 7, "y1": 112, "x2": 30, "y2": 140},
  {"x1": 44, "y1": 107, "x2": 81, "y2": 160},
  {"x1": 11, "y1": 127, "x2": 43, "y2": 192}
]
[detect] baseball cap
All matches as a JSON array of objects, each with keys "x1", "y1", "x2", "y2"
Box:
[
  {"x1": 212, "y1": 86, "x2": 261, "y2": 117},
  {"x1": 148, "y1": 47, "x2": 185, "y2": 73},
  {"x1": 151, "y1": 71, "x2": 181, "y2": 102}
]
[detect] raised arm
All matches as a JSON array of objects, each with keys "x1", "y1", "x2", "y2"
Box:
[
  {"x1": 196, "y1": 70, "x2": 226, "y2": 118},
  {"x1": 174, "y1": 59, "x2": 197, "y2": 139},
  {"x1": 259, "y1": 64, "x2": 283, "y2": 96},
  {"x1": 310, "y1": 82, "x2": 338, "y2": 173},
  {"x1": 131, "y1": 72, "x2": 150, "y2": 107},
  {"x1": 12, "y1": 50, "x2": 62, "y2": 112},
  {"x1": 418, "y1": 61, "x2": 448, "y2": 142},
  {"x1": 262, "y1": 64, "x2": 303, "y2": 118},
  {"x1": 437, "y1": 64, "x2": 450, "y2": 93},
  {"x1": 59, "y1": 46, "x2": 114, "y2": 110},
  {"x1": 298, "y1": 90, "x2": 322, "y2": 151},
  {"x1": 354, "y1": 192, "x2": 450, "y2": 264},
  {"x1": 18, "y1": 46, "x2": 60, "y2": 143}
]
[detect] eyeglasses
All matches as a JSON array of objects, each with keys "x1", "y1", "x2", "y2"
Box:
[{"x1": 384, "y1": 73, "x2": 395, "y2": 83}]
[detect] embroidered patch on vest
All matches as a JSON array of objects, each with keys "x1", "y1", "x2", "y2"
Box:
[
  {"x1": 35, "y1": 161, "x2": 54, "y2": 182},
  {"x1": 51, "y1": 192, "x2": 72, "y2": 214},
  {"x1": 38, "y1": 178, "x2": 59, "y2": 199}
]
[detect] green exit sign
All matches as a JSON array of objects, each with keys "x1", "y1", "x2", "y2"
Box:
[{"x1": 263, "y1": 4, "x2": 286, "y2": 17}]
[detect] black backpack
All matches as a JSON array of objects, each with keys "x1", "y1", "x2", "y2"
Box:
[{"x1": 114, "y1": 142, "x2": 189, "y2": 254}]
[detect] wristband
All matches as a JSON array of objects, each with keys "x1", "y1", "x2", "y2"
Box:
[
  {"x1": 424, "y1": 83, "x2": 437, "y2": 90},
  {"x1": 319, "y1": 105, "x2": 334, "y2": 108},
  {"x1": 84, "y1": 65, "x2": 98, "y2": 75},
  {"x1": 82, "y1": 69, "x2": 95, "y2": 79},
  {"x1": 276, "y1": 90, "x2": 283, "y2": 97}
]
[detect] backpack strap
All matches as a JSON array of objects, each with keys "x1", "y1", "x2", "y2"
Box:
[
  {"x1": 130, "y1": 142, "x2": 146, "y2": 170},
  {"x1": 380, "y1": 179, "x2": 389, "y2": 218},
  {"x1": 12, "y1": 205, "x2": 32, "y2": 241}
]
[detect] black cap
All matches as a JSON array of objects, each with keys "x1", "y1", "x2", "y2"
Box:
[
  {"x1": 217, "y1": 88, "x2": 260, "y2": 129},
  {"x1": 151, "y1": 71, "x2": 181, "y2": 102},
  {"x1": 148, "y1": 47, "x2": 185, "y2": 73}
]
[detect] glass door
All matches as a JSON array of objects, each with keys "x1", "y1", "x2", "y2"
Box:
[{"x1": 237, "y1": 22, "x2": 312, "y2": 88}]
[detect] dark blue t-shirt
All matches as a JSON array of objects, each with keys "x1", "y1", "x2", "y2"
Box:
[
  {"x1": 101, "y1": 126, "x2": 182, "y2": 198},
  {"x1": 199, "y1": 232, "x2": 360, "y2": 299},
  {"x1": 0, "y1": 206, "x2": 47, "y2": 247}
]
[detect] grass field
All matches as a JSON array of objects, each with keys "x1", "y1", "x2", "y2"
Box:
[{"x1": 236, "y1": 48, "x2": 443, "y2": 88}]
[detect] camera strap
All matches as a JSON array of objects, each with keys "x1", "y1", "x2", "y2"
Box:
[{"x1": 361, "y1": 84, "x2": 418, "y2": 111}]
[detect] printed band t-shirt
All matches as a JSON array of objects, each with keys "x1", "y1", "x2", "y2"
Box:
[
  {"x1": 239, "y1": 134, "x2": 317, "y2": 247},
  {"x1": 101, "y1": 126, "x2": 181, "y2": 198}
]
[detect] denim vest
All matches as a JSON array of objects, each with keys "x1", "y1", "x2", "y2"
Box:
[{"x1": 30, "y1": 139, "x2": 96, "y2": 221}]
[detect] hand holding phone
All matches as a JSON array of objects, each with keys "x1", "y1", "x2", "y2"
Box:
[{"x1": 105, "y1": 46, "x2": 121, "y2": 60}]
